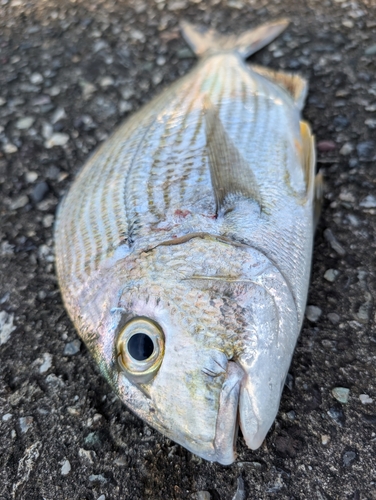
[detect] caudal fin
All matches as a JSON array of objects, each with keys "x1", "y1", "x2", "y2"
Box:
[{"x1": 180, "y1": 19, "x2": 289, "y2": 59}]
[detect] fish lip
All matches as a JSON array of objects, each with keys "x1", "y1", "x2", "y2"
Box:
[{"x1": 213, "y1": 360, "x2": 245, "y2": 465}]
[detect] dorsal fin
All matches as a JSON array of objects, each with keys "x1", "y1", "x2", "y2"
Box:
[
  {"x1": 251, "y1": 65, "x2": 308, "y2": 110},
  {"x1": 180, "y1": 19, "x2": 289, "y2": 59},
  {"x1": 204, "y1": 98, "x2": 262, "y2": 215}
]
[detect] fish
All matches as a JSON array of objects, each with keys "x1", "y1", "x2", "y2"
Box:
[{"x1": 55, "y1": 19, "x2": 322, "y2": 465}]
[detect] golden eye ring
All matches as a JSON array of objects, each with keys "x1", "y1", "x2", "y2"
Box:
[{"x1": 116, "y1": 317, "x2": 164, "y2": 384}]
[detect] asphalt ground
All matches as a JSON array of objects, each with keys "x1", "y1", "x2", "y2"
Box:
[{"x1": 0, "y1": 0, "x2": 375, "y2": 498}]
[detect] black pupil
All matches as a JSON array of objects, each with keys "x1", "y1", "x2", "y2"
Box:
[{"x1": 128, "y1": 333, "x2": 154, "y2": 361}]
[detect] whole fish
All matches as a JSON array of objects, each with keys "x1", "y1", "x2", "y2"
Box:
[{"x1": 55, "y1": 19, "x2": 322, "y2": 465}]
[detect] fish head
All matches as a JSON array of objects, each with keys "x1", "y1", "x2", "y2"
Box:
[{"x1": 107, "y1": 236, "x2": 297, "y2": 464}]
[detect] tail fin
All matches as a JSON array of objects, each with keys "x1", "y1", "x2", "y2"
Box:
[{"x1": 180, "y1": 19, "x2": 289, "y2": 59}]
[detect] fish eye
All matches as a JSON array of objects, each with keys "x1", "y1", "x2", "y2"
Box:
[
  {"x1": 116, "y1": 317, "x2": 164, "y2": 384},
  {"x1": 128, "y1": 333, "x2": 154, "y2": 361}
]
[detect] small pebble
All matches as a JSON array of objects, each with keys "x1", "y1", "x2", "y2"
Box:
[
  {"x1": 359, "y1": 394, "x2": 373, "y2": 404},
  {"x1": 339, "y1": 143, "x2": 353, "y2": 155},
  {"x1": 15, "y1": 117, "x2": 35, "y2": 129},
  {"x1": 342, "y1": 19, "x2": 354, "y2": 28},
  {"x1": 196, "y1": 493, "x2": 211, "y2": 500},
  {"x1": 99, "y1": 76, "x2": 114, "y2": 88},
  {"x1": 43, "y1": 214, "x2": 55, "y2": 228},
  {"x1": 61, "y1": 459, "x2": 71, "y2": 475},
  {"x1": 31, "y1": 181, "x2": 49, "y2": 203},
  {"x1": 324, "y1": 269, "x2": 339, "y2": 282},
  {"x1": 51, "y1": 107, "x2": 66, "y2": 124},
  {"x1": 10, "y1": 195, "x2": 29, "y2": 210},
  {"x1": 365, "y1": 44, "x2": 376, "y2": 56},
  {"x1": 42, "y1": 122, "x2": 53, "y2": 139},
  {"x1": 114, "y1": 456, "x2": 128, "y2": 466},
  {"x1": 321, "y1": 434, "x2": 330, "y2": 445},
  {"x1": 47, "y1": 86, "x2": 61, "y2": 96},
  {"x1": 356, "y1": 141, "x2": 375, "y2": 159},
  {"x1": 45, "y1": 133, "x2": 69, "y2": 148},
  {"x1": 67, "y1": 406, "x2": 80, "y2": 416},
  {"x1": 119, "y1": 101, "x2": 133, "y2": 114},
  {"x1": 84, "y1": 431, "x2": 101, "y2": 447},
  {"x1": 324, "y1": 229, "x2": 346, "y2": 256},
  {"x1": 3, "y1": 143, "x2": 18, "y2": 154},
  {"x1": 167, "y1": 0, "x2": 187, "y2": 10},
  {"x1": 332, "y1": 387, "x2": 350, "y2": 404},
  {"x1": 30, "y1": 72, "x2": 43, "y2": 85},
  {"x1": 306, "y1": 305, "x2": 322, "y2": 323},
  {"x1": 285, "y1": 373, "x2": 294, "y2": 391},
  {"x1": 25, "y1": 171, "x2": 38, "y2": 183},
  {"x1": 156, "y1": 56, "x2": 166, "y2": 66},
  {"x1": 317, "y1": 140, "x2": 336, "y2": 152},
  {"x1": 327, "y1": 407, "x2": 345, "y2": 426},
  {"x1": 78, "y1": 448, "x2": 95, "y2": 464},
  {"x1": 19, "y1": 416, "x2": 34, "y2": 433},
  {"x1": 39, "y1": 353, "x2": 52, "y2": 374},
  {"x1": 339, "y1": 191, "x2": 355, "y2": 203},
  {"x1": 63, "y1": 339, "x2": 81, "y2": 356},
  {"x1": 80, "y1": 80, "x2": 96, "y2": 100},
  {"x1": 2, "y1": 413, "x2": 13, "y2": 422},
  {"x1": 327, "y1": 313, "x2": 340, "y2": 324},
  {"x1": 176, "y1": 47, "x2": 194, "y2": 59},
  {"x1": 347, "y1": 214, "x2": 360, "y2": 226},
  {"x1": 365, "y1": 118, "x2": 376, "y2": 129},
  {"x1": 97, "y1": 496, "x2": 106, "y2": 500},
  {"x1": 359, "y1": 195, "x2": 376, "y2": 208},
  {"x1": 45, "y1": 373, "x2": 64, "y2": 387},
  {"x1": 0, "y1": 311, "x2": 16, "y2": 345},
  {"x1": 342, "y1": 450, "x2": 357, "y2": 467},
  {"x1": 89, "y1": 474, "x2": 107, "y2": 484}
]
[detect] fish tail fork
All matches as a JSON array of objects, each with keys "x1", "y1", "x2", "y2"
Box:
[{"x1": 180, "y1": 18, "x2": 289, "y2": 59}]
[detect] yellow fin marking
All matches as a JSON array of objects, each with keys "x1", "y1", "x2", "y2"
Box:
[{"x1": 251, "y1": 65, "x2": 308, "y2": 110}]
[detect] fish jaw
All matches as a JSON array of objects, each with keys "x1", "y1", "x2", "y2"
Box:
[
  {"x1": 213, "y1": 361, "x2": 244, "y2": 465},
  {"x1": 118, "y1": 352, "x2": 244, "y2": 465},
  {"x1": 238, "y1": 374, "x2": 280, "y2": 450}
]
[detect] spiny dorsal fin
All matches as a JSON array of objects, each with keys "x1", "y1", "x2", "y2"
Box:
[
  {"x1": 204, "y1": 98, "x2": 262, "y2": 215},
  {"x1": 180, "y1": 19, "x2": 289, "y2": 59},
  {"x1": 251, "y1": 65, "x2": 308, "y2": 110}
]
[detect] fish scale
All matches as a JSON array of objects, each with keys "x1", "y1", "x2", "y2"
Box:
[{"x1": 55, "y1": 19, "x2": 322, "y2": 464}]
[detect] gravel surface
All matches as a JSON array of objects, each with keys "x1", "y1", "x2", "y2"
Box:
[{"x1": 1, "y1": 0, "x2": 376, "y2": 499}]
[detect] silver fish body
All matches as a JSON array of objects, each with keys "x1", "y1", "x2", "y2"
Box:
[{"x1": 55, "y1": 19, "x2": 321, "y2": 464}]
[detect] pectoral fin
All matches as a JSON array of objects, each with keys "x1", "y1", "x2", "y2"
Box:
[
  {"x1": 204, "y1": 99, "x2": 262, "y2": 214},
  {"x1": 251, "y1": 65, "x2": 308, "y2": 110}
]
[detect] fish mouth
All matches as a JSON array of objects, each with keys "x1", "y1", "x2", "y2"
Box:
[{"x1": 213, "y1": 361, "x2": 245, "y2": 465}]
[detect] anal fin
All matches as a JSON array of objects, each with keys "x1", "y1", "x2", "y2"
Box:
[
  {"x1": 299, "y1": 120, "x2": 323, "y2": 226},
  {"x1": 314, "y1": 171, "x2": 323, "y2": 228},
  {"x1": 299, "y1": 121, "x2": 316, "y2": 197},
  {"x1": 204, "y1": 98, "x2": 262, "y2": 215},
  {"x1": 251, "y1": 64, "x2": 308, "y2": 110}
]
